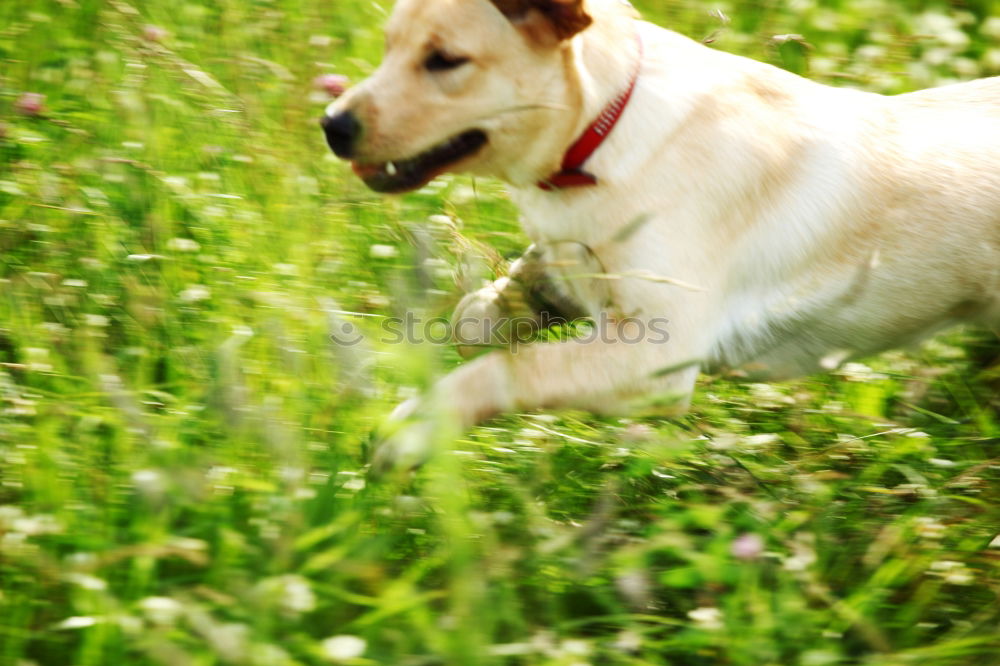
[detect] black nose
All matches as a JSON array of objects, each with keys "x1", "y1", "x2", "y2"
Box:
[{"x1": 320, "y1": 111, "x2": 361, "y2": 159}]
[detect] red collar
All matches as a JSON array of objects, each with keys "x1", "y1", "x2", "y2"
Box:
[{"x1": 538, "y1": 33, "x2": 644, "y2": 191}]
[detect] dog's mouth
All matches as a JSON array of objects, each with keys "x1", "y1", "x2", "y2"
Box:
[{"x1": 352, "y1": 129, "x2": 488, "y2": 193}]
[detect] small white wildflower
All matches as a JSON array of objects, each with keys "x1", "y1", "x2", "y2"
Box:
[
  {"x1": 944, "y1": 569, "x2": 974, "y2": 586},
  {"x1": 139, "y1": 596, "x2": 184, "y2": 625},
  {"x1": 0, "y1": 506, "x2": 25, "y2": 527},
  {"x1": 55, "y1": 616, "x2": 101, "y2": 630},
  {"x1": 341, "y1": 477, "x2": 366, "y2": 492},
  {"x1": 201, "y1": 205, "x2": 226, "y2": 218},
  {"x1": 369, "y1": 244, "x2": 398, "y2": 259},
  {"x1": 558, "y1": 639, "x2": 590, "y2": 656},
  {"x1": 982, "y1": 17, "x2": 1000, "y2": 39},
  {"x1": 63, "y1": 573, "x2": 107, "y2": 591},
  {"x1": 930, "y1": 560, "x2": 962, "y2": 572},
  {"x1": 257, "y1": 575, "x2": 316, "y2": 616},
  {"x1": 749, "y1": 383, "x2": 793, "y2": 406},
  {"x1": 744, "y1": 433, "x2": 779, "y2": 447},
  {"x1": 179, "y1": 285, "x2": 211, "y2": 303},
  {"x1": 280, "y1": 467, "x2": 305, "y2": 484},
  {"x1": 207, "y1": 622, "x2": 250, "y2": 662},
  {"x1": 167, "y1": 237, "x2": 201, "y2": 252},
  {"x1": 731, "y1": 533, "x2": 765, "y2": 560},
  {"x1": 66, "y1": 552, "x2": 98, "y2": 568},
  {"x1": 688, "y1": 607, "x2": 724, "y2": 631},
  {"x1": 321, "y1": 635, "x2": 367, "y2": 661},
  {"x1": 914, "y1": 517, "x2": 947, "y2": 540},
  {"x1": 836, "y1": 362, "x2": 888, "y2": 382},
  {"x1": 612, "y1": 630, "x2": 642, "y2": 653},
  {"x1": 38, "y1": 322, "x2": 69, "y2": 337},
  {"x1": 131, "y1": 469, "x2": 164, "y2": 494},
  {"x1": 783, "y1": 546, "x2": 816, "y2": 572},
  {"x1": 928, "y1": 458, "x2": 956, "y2": 468},
  {"x1": 12, "y1": 514, "x2": 62, "y2": 536}
]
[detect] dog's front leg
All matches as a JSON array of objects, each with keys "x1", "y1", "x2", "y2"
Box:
[{"x1": 372, "y1": 321, "x2": 702, "y2": 473}]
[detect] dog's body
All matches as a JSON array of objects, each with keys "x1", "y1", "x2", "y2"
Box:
[{"x1": 322, "y1": 0, "x2": 1000, "y2": 467}]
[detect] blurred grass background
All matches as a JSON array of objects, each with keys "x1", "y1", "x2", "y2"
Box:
[{"x1": 1, "y1": 0, "x2": 999, "y2": 664}]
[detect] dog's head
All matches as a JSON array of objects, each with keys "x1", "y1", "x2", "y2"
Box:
[{"x1": 320, "y1": 0, "x2": 599, "y2": 193}]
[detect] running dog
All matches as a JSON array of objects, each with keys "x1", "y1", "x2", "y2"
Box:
[{"x1": 321, "y1": 0, "x2": 1000, "y2": 469}]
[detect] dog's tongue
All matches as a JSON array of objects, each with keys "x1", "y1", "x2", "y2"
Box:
[{"x1": 352, "y1": 162, "x2": 384, "y2": 179}]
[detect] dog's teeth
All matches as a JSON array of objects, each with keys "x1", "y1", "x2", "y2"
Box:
[{"x1": 386, "y1": 162, "x2": 397, "y2": 176}]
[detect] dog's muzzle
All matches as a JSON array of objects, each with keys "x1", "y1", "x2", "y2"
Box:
[{"x1": 320, "y1": 110, "x2": 361, "y2": 159}]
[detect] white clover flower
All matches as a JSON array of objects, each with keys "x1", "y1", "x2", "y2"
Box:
[
  {"x1": 783, "y1": 543, "x2": 817, "y2": 572},
  {"x1": 55, "y1": 616, "x2": 101, "y2": 630},
  {"x1": 836, "y1": 362, "x2": 888, "y2": 382},
  {"x1": 12, "y1": 513, "x2": 62, "y2": 536},
  {"x1": 63, "y1": 573, "x2": 107, "y2": 591},
  {"x1": 982, "y1": 17, "x2": 1000, "y2": 39},
  {"x1": 914, "y1": 516, "x2": 947, "y2": 540},
  {"x1": 688, "y1": 607, "x2": 724, "y2": 631},
  {"x1": 0, "y1": 505, "x2": 25, "y2": 527},
  {"x1": 930, "y1": 560, "x2": 975, "y2": 586},
  {"x1": 139, "y1": 596, "x2": 184, "y2": 626},
  {"x1": 749, "y1": 383, "x2": 793, "y2": 407},
  {"x1": 944, "y1": 569, "x2": 974, "y2": 586},
  {"x1": 558, "y1": 639, "x2": 591, "y2": 656},
  {"x1": 279, "y1": 576, "x2": 316, "y2": 615},
  {"x1": 369, "y1": 244, "x2": 398, "y2": 259},
  {"x1": 207, "y1": 622, "x2": 250, "y2": 662},
  {"x1": 341, "y1": 477, "x2": 365, "y2": 492},
  {"x1": 744, "y1": 433, "x2": 780, "y2": 448},
  {"x1": 131, "y1": 469, "x2": 165, "y2": 495},
  {"x1": 321, "y1": 635, "x2": 367, "y2": 661},
  {"x1": 167, "y1": 237, "x2": 201, "y2": 252},
  {"x1": 179, "y1": 285, "x2": 211, "y2": 303}
]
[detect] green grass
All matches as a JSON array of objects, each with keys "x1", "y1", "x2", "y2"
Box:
[{"x1": 1, "y1": 0, "x2": 999, "y2": 664}]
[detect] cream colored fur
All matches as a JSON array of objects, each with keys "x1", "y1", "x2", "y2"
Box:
[{"x1": 324, "y1": 0, "x2": 1000, "y2": 470}]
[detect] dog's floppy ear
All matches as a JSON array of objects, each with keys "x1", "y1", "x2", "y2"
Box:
[{"x1": 490, "y1": 0, "x2": 593, "y2": 42}]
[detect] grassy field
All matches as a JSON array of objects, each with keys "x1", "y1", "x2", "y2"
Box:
[{"x1": 2, "y1": 0, "x2": 1000, "y2": 664}]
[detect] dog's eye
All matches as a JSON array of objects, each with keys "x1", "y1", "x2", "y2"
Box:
[{"x1": 425, "y1": 50, "x2": 470, "y2": 72}]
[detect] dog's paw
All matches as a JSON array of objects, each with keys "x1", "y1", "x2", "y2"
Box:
[
  {"x1": 452, "y1": 278, "x2": 520, "y2": 358},
  {"x1": 369, "y1": 418, "x2": 438, "y2": 477},
  {"x1": 368, "y1": 397, "x2": 461, "y2": 477}
]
